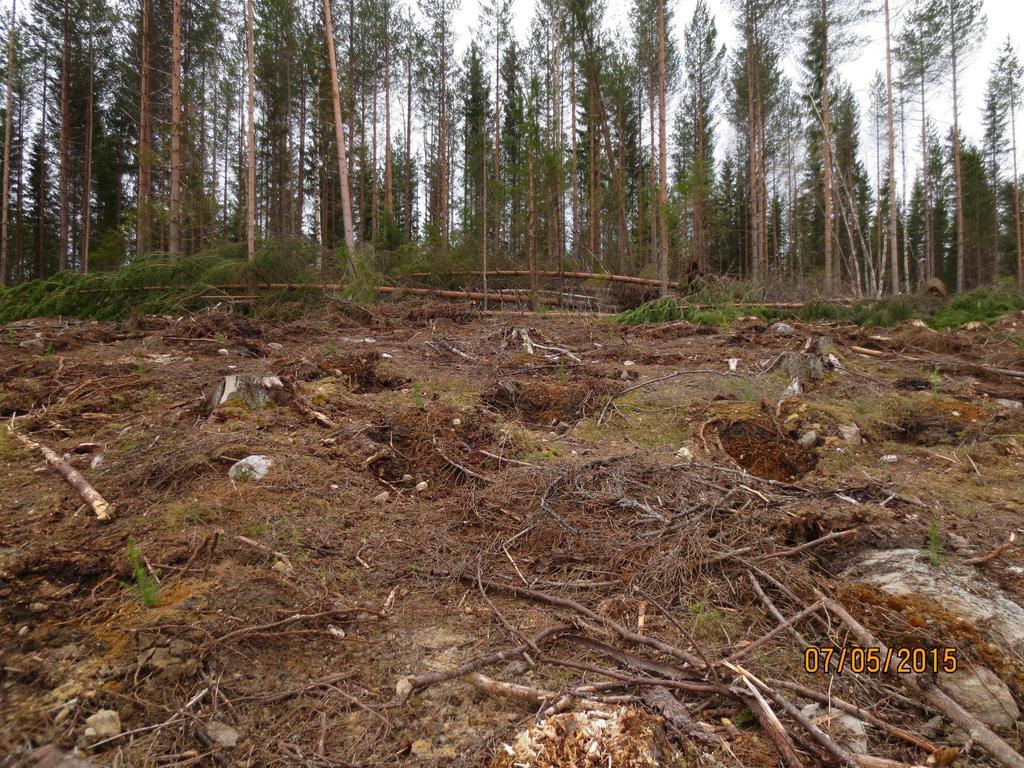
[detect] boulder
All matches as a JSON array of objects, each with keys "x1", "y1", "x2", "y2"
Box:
[
  {"x1": 940, "y1": 666, "x2": 1019, "y2": 731},
  {"x1": 839, "y1": 423, "x2": 862, "y2": 446},
  {"x1": 843, "y1": 549, "x2": 1024, "y2": 652}
]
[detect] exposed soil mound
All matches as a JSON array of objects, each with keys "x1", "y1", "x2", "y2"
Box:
[
  {"x1": 484, "y1": 378, "x2": 613, "y2": 425},
  {"x1": 318, "y1": 352, "x2": 407, "y2": 393},
  {"x1": 889, "y1": 397, "x2": 987, "y2": 445},
  {"x1": 717, "y1": 418, "x2": 818, "y2": 481}
]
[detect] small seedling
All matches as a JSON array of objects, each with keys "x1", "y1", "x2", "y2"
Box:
[
  {"x1": 120, "y1": 539, "x2": 161, "y2": 607},
  {"x1": 928, "y1": 370, "x2": 941, "y2": 396},
  {"x1": 42, "y1": 342, "x2": 55, "y2": 357},
  {"x1": 135, "y1": 360, "x2": 147, "y2": 375},
  {"x1": 412, "y1": 381, "x2": 425, "y2": 407},
  {"x1": 557, "y1": 359, "x2": 568, "y2": 383},
  {"x1": 927, "y1": 519, "x2": 945, "y2": 566},
  {"x1": 5, "y1": 328, "x2": 15, "y2": 343}
]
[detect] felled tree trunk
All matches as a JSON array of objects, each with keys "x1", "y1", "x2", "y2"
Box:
[{"x1": 11, "y1": 429, "x2": 113, "y2": 521}]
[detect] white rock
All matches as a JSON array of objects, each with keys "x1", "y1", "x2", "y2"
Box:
[
  {"x1": 90, "y1": 454, "x2": 104, "y2": 470},
  {"x1": 400, "y1": 474, "x2": 413, "y2": 483},
  {"x1": 267, "y1": 342, "x2": 283, "y2": 350},
  {"x1": 797, "y1": 431, "x2": 818, "y2": 448},
  {"x1": 728, "y1": 358, "x2": 740, "y2": 372},
  {"x1": 329, "y1": 483, "x2": 340, "y2": 491},
  {"x1": 84, "y1": 709, "x2": 121, "y2": 743},
  {"x1": 381, "y1": 352, "x2": 393, "y2": 359},
  {"x1": 205, "y1": 721, "x2": 240, "y2": 749},
  {"x1": 782, "y1": 378, "x2": 803, "y2": 398},
  {"x1": 228, "y1": 455, "x2": 272, "y2": 482},
  {"x1": 940, "y1": 667, "x2": 1019, "y2": 731},
  {"x1": 216, "y1": 348, "x2": 229, "y2": 356},
  {"x1": 770, "y1": 322, "x2": 795, "y2": 335},
  {"x1": 880, "y1": 454, "x2": 898, "y2": 463},
  {"x1": 415, "y1": 481, "x2": 429, "y2": 492},
  {"x1": 18, "y1": 625, "x2": 28, "y2": 636},
  {"x1": 452, "y1": 418, "x2": 462, "y2": 426},
  {"x1": 373, "y1": 491, "x2": 390, "y2": 503},
  {"x1": 675, "y1": 446, "x2": 694, "y2": 461},
  {"x1": 623, "y1": 360, "x2": 635, "y2": 367},
  {"x1": 29, "y1": 602, "x2": 47, "y2": 613},
  {"x1": 844, "y1": 549, "x2": 1024, "y2": 652}
]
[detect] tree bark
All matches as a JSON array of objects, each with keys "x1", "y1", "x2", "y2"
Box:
[
  {"x1": 884, "y1": 0, "x2": 900, "y2": 293},
  {"x1": 920, "y1": 74, "x2": 933, "y2": 281},
  {"x1": 323, "y1": 0, "x2": 356, "y2": 257},
  {"x1": 58, "y1": 0, "x2": 68, "y2": 270},
  {"x1": 0, "y1": 0, "x2": 16, "y2": 286},
  {"x1": 821, "y1": 2, "x2": 835, "y2": 295},
  {"x1": 169, "y1": 0, "x2": 182, "y2": 256},
  {"x1": 82, "y1": 29, "x2": 93, "y2": 272},
  {"x1": 245, "y1": 0, "x2": 256, "y2": 262},
  {"x1": 1011, "y1": 82, "x2": 1023, "y2": 287},
  {"x1": 656, "y1": 0, "x2": 669, "y2": 295},
  {"x1": 383, "y1": 15, "x2": 392, "y2": 225},
  {"x1": 36, "y1": 47, "x2": 45, "y2": 278},
  {"x1": 950, "y1": 5, "x2": 965, "y2": 292}
]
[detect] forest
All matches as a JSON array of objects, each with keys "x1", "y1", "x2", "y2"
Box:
[{"x1": 0, "y1": 0, "x2": 1019, "y2": 299}]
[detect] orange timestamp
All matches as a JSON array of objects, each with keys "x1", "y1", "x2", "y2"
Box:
[{"x1": 804, "y1": 646, "x2": 958, "y2": 674}]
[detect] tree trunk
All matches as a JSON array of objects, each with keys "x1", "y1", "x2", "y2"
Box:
[
  {"x1": 822, "y1": 5, "x2": 835, "y2": 295},
  {"x1": 383, "y1": 17, "x2": 392, "y2": 225},
  {"x1": 404, "y1": 16, "x2": 413, "y2": 241},
  {"x1": 0, "y1": 0, "x2": 16, "y2": 286},
  {"x1": 919, "y1": 75, "x2": 933, "y2": 281},
  {"x1": 884, "y1": 0, "x2": 899, "y2": 293},
  {"x1": 169, "y1": 0, "x2": 182, "y2": 256},
  {"x1": 950, "y1": 10, "x2": 965, "y2": 292},
  {"x1": 58, "y1": 0, "x2": 69, "y2": 270},
  {"x1": 1010, "y1": 85, "x2": 1023, "y2": 288},
  {"x1": 36, "y1": 48, "x2": 45, "y2": 278},
  {"x1": 245, "y1": 0, "x2": 256, "y2": 262},
  {"x1": 323, "y1": 0, "x2": 356, "y2": 257},
  {"x1": 492, "y1": 18, "x2": 501, "y2": 263},
  {"x1": 82, "y1": 29, "x2": 93, "y2": 272},
  {"x1": 371, "y1": 83, "x2": 378, "y2": 243},
  {"x1": 656, "y1": 0, "x2": 669, "y2": 295}
]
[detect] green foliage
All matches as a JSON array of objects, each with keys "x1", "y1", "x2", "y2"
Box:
[
  {"x1": 120, "y1": 540, "x2": 161, "y2": 607},
  {"x1": 797, "y1": 300, "x2": 846, "y2": 323},
  {"x1": 850, "y1": 296, "x2": 919, "y2": 328},
  {"x1": 928, "y1": 282, "x2": 1024, "y2": 329},
  {"x1": 615, "y1": 297, "x2": 684, "y2": 325},
  {"x1": 927, "y1": 519, "x2": 945, "y2": 567}
]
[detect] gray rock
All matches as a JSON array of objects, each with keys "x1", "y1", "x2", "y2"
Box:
[
  {"x1": 940, "y1": 666, "x2": 1019, "y2": 731},
  {"x1": 770, "y1": 322, "x2": 795, "y2": 336},
  {"x1": 839, "y1": 423, "x2": 862, "y2": 446},
  {"x1": 843, "y1": 549, "x2": 1024, "y2": 652},
  {"x1": 797, "y1": 430, "x2": 818, "y2": 448},
  {"x1": 782, "y1": 378, "x2": 803, "y2": 398},
  {"x1": 920, "y1": 715, "x2": 944, "y2": 739},
  {"x1": 228, "y1": 455, "x2": 272, "y2": 482},
  {"x1": 29, "y1": 602, "x2": 48, "y2": 613},
  {"x1": 995, "y1": 398, "x2": 1023, "y2": 411},
  {"x1": 800, "y1": 704, "x2": 867, "y2": 755},
  {"x1": 83, "y1": 710, "x2": 120, "y2": 743},
  {"x1": 204, "y1": 721, "x2": 239, "y2": 749}
]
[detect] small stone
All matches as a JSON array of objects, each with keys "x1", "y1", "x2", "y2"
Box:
[
  {"x1": 18, "y1": 625, "x2": 28, "y2": 636},
  {"x1": 995, "y1": 398, "x2": 1023, "y2": 411},
  {"x1": 770, "y1": 322, "x2": 795, "y2": 336},
  {"x1": 797, "y1": 431, "x2": 818, "y2": 448},
  {"x1": 728, "y1": 358, "x2": 740, "y2": 371},
  {"x1": 205, "y1": 721, "x2": 239, "y2": 749},
  {"x1": 228, "y1": 455, "x2": 272, "y2": 482},
  {"x1": 623, "y1": 360, "x2": 635, "y2": 367},
  {"x1": 271, "y1": 560, "x2": 292, "y2": 574},
  {"x1": 410, "y1": 739, "x2": 433, "y2": 758},
  {"x1": 675, "y1": 446, "x2": 694, "y2": 461},
  {"x1": 395, "y1": 676, "x2": 414, "y2": 701},
  {"x1": 267, "y1": 342, "x2": 283, "y2": 350},
  {"x1": 84, "y1": 709, "x2": 121, "y2": 743},
  {"x1": 839, "y1": 424, "x2": 862, "y2": 446},
  {"x1": 329, "y1": 483, "x2": 339, "y2": 491},
  {"x1": 782, "y1": 378, "x2": 803, "y2": 398},
  {"x1": 400, "y1": 474, "x2": 413, "y2": 483},
  {"x1": 451, "y1": 418, "x2": 462, "y2": 426},
  {"x1": 90, "y1": 454, "x2": 104, "y2": 470},
  {"x1": 29, "y1": 602, "x2": 48, "y2": 613},
  {"x1": 880, "y1": 454, "x2": 898, "y2": 464},
  {"x1": 373, "y1": 491, "x2": 390, "y2": 503},
  {"x1": 415, "y1": 481, "x2": 429, "y2": 492},
  {"x1": 216, "y1": 348, "x2": 229, "y2": 356}
]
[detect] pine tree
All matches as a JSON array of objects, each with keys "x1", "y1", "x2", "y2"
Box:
[{"x1": 991, "y1": 38, "x2": 1023, "y2": 286}]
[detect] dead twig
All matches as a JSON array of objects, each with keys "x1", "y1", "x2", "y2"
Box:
[
  {"x1": 8, "y1": 420, "x2": 113, "y2": 521},
  {"x1": 758, "y1": 528, "x2": 859, "y2": 561},
  {"x1": 964, "y1": 532, "x2": 1017, "y2": 565}
]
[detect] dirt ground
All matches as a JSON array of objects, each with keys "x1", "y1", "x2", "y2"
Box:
[{"x1": 2, "y1": 301, "x2": 1024, "y2": 767}]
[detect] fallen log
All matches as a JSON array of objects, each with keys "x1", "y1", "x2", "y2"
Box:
[{"x1": 9, "y1": 425, "x2": 113, "y2": 521}]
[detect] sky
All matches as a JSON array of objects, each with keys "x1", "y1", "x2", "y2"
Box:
[{"x1": 450, "y1": 0, "x2": 1024, "y2": 187}]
